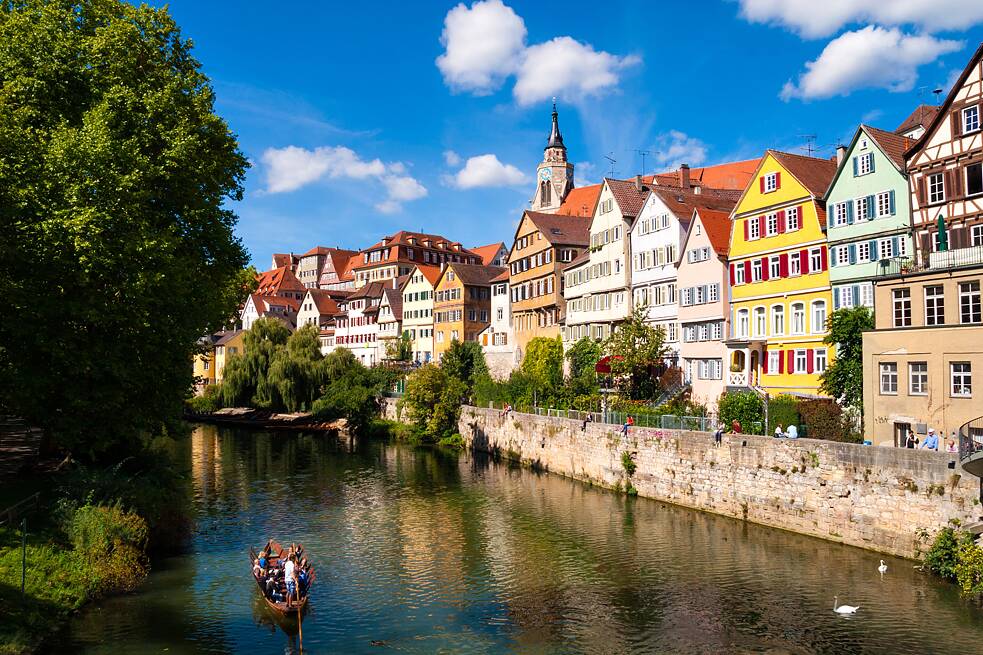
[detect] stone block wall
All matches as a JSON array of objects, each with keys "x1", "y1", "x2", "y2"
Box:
[{"x1": 453, "y1": 403, "x2": 982, "y2": 559}]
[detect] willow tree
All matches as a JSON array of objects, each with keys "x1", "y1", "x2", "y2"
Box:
[
  {"x1": 221, "y1": 318, "x2": 290, "y2": 409},
  {"x1": 0, "y1": 1, "x2": 250, "y2": 457},
  {"x1": 268, "y1": 324, "x2": 326, "y2": 412}
]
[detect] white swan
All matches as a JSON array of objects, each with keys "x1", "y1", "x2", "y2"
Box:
[
  {"x1": 878, "y1": 560, "x2": 887, "y2": 574},
  {"x1": 833, "y1": 596, "x2": 859, "y2": 614}
]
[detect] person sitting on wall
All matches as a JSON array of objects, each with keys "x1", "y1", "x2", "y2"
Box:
[
  {"x1": 731, "y1": 420, "x2": 742, "y2": 434},
  {"x1": 774, "y1": 423, "x2": 785, "y2": 439},
  {"x1": 921, "y1": 428, "x2": 939, "y2": 451},
  {"x1": 946, "y1": 438, "x2": 958, "y2": 453},
  {"x1": 582, "y1": 414, "x2": 593, "y2": 432},
  {"x1": 786, "y1": 424, "x2": 798, "y2": 440}
]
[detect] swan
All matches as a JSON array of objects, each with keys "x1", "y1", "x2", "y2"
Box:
[
  {"x1": 878, "y1": 560, "x2": 888, "y2": 574},
  {"x1": 833, "y1": 596, "x2": 859, "y2": 614}
]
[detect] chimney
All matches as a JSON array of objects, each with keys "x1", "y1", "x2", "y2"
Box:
[
  {"x1": 634, "y1": 174, "x2": 642, "y2": 192},
  {"x1": 678, "y1": 164, "x2": 690, "y2": 189},
  {"x1": 836, "y1": 145, "x2": 847, "y2": 165}
]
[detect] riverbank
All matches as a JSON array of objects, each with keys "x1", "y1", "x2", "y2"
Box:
[{"x1": 381, "y1": 399, "x2": 981, "y2": 559}]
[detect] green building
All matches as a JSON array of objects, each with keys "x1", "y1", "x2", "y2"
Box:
[{"x1": 824, "y1": 125, "x2": 914, "y2": 311}]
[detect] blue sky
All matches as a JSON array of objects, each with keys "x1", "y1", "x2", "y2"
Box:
[{"x1": 150, "y1": 0, "x2": 983, "y2": 267}]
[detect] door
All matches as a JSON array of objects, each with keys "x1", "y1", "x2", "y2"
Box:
[{"x1": 894, "y1": 422, "x2": 911, "y2": 448}]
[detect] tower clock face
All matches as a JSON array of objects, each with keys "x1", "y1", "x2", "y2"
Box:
[{"x1": 539, "y1": 169, "x2": 552, "y2": 181}]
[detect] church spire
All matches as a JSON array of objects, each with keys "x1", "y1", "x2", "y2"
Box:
[{"x1": 546, "y1": 99, "x2": 565, "y2": 150}]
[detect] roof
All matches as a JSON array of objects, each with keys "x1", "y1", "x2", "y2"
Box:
[
  {"x1": 522, "y1": 211, "x2": 591, "y2": 246},
  {"x1": 215, "y1": 330, "x2": 244, "y2": 346},
  {"x1": 444, "y1": 263, "x2": 506, "y2": 286},
  {"x1": 862, "y1": 125, "x2": 913, "y2": 170},
  {"x1": 271, "y1": 253, "x2": 299, "y2": 269},
  {"x1": 605, "y1": 178, "x2": 650, "y2": 218},
  {"x1": 693, "y1": 208, "x2": 732, "y2": 257},
  {"x1": 471, "y1": 242, "x2": 505, "y2": 265},
  {"x1": 381, "y1": 287, "x2": 403, "y2": 320},
  {"x1": 650, "y1": 158, "x2": 762, "y2": 192},
  {"x1": 347, "y1": 281, "x2": 385, "y2": 301},
  {"x1": 905, "y1": 42, "x2": 983, "y2": 156},
  {"x1": 301, "y1": 246, "x2": 332, "y2": 257},
  {"x1": 255, "y1": 266, "x2": 305, "y2": 296},
  {"x1": 647, "y1": 185, "x2": 739, "y2": 221},
  {"x1": 490, "y1": 269, "x2": 509, "y2": 283},
  {"x1": 250, "y1": 293, "x2": 299, "y2": 313},
  {"x1": 768, "y1": 150, "x2": 838, "y2": 198},
  {"x1": 411, "y1": 264, "x2": 443, "y2": 287},
  {"x1": 895, "y1": 104, "x2": 940, "y2": 135},
  {"x1": 303, "y1": 289, "x2": 339, "y2": 315},
  {"x1": 563, "y1": 250, "x2": 590, "y2": 270},
  {"x1": 555, "y1": 183, "x2": 602, "y2": 217}
]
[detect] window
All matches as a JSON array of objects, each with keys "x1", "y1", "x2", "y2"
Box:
[
  {"x1": 834, "y1": 202, "x2": 849, "y2": 226},
  {"x1": 789, "y1": 252, "x2": 801, "y2": 276},
  {"x1": 876, "y1": 191, "x2": 893, "y2": 217},
  {"x1": 974, "y1": 224, "x2": 983, "y2": 247},
  {"x1": 810, "y1": 248, "x2": 823, "y2": 272},
  {"x1": 857, "y1": 153, "x2": 873, "y2": 176},
  {"x1": 736, "y1": 309, "x2": 749, "y2": 338},
  {"x1": 835, "y1": 246, "x2": 850, "y2": 266},
  {"x1": 855, "y1": 196, "x2": 870, "y2": 221},
  {"x1": 748, "y1": 217, "x2": 760, "y2": 240},
  {"x1": 925, "y1": 285, "x2": 944, "y2": 326},
  {"x1": 857, "y1": 241, "x2": 870, "y2": 262},
  {"x1": 785, "y1": 206, "x2": 800, "y2": 231},
  {"x1": 794, "y1": 349, "x2": 808, "y2": 374},
  {"x1": 839, "y1": 285, "x2": 854, "y2": 309},
  {"x1": 878, "y1": 239, "x2": 895, "y2": 260},
  {"x1": 811, "y1": 300, "x2": 827, "y2": 333},
  {"x1": 711, "y1": 322, "x2": 722, "y2": 340},
  {"x1": 752, "y1": 259, "x2": 763, "y2": 282},
  {"x1": 768, "y1": 351, "x2": 780, "y2": 373},
  {"x1": 952, "y1": 362, "x2": 973, "y2": 397},
  {"x1": 880, "y1": 363, "x2": 898, "y2": 394},
  {"x1": 708, "y1": 284, "x2": 719, "y2": 302},
  {"x1": 771, "y1": 305, "x2": 785, "y2": 335},
  {"x1": 909, "y1": 362, "x2": 928, "y2": 395},
  {"x1": 735, "y1": 263, "x2": 746, "y2": 285},
  {"x1": 766, "y1": 213, "x2": 779, "y2": 236},
  {"x1": 791, "y1": 303, "x2": 805, "y2": 334},
  {"x1": 933, "y1": 230, "x2": 951, "y2": 253},
  {"x1": 893, "y1": 288, "x2": 911, "y2": 327},
  {"x1": 964, "y1": 105, "x2": 981, "y2": 134},
  {"x1": 754, "y1": 307, "x2": 766, "y2": 337},
  {"x1": 928, "y1": 173, "x2": 945, "y2": 204},
  {"x1": 763, "y1": 172, "x2": 778, "y2": 192},
  {"x1": 815, "y1": 348, "x2": 827, "y2": 374},
  {"x1": 968, "y1": 162, "x2": 983, "y2": 197},
  {"x1": 960, "y1": 281, "x2": 981, "y2": 324},
  {"x1": 769, "y1": 257, "x2": 781, "y2": 279}
]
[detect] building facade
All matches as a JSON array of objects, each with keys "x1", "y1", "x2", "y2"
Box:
[
  {"x1": 334, "y1": 282, "x2": 385, "y2": 365},
  {"x1": 377, "y1": 286, "x2": 403, "y2": 360},
  {"x1": 433, "y1": 263, "x2": 503, "y2": 361},
  {"x1": 296, "y1": 289, "x2": 339, "y2": 330},
  {"x1": 351, "y1": 231, "x2": 479, "y2": 288},
  {"x1": 480, "y1": 270, "x2": 517, "y2": 378},
  {"x1": 825, "y1": 125, "x2": 914, "y2": 311},
  {"x1": 726, "y1": 151, "x2": 836, "y2": 395},
  {"x1": 401, "y1": 265, "x2": 440, "y2": 364},
  {"x1": 241, "y1": 294, "x2": 299, "y2": 331}
]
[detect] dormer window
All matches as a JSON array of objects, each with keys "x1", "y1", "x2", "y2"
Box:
[
  {"x1": 854, "y1": 152, "x2": 874, "y2": 176},
  {"x1": 761, "y1": 172, "x2": 779, "y2": 193},
  {"x1": 408, "y1": 237, "x2": 416, "y2": 245}
]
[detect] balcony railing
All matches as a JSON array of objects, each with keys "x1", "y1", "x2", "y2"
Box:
[
  {"x1": 876, "y1": 246, "x2": 983, "y2": 278},
  {"x1": 958, "y1": 415, "x2": 983, "y2": 463}
]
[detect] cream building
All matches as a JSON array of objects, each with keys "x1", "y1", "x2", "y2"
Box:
[
  {"x1": 401, "y1": 265, "x2": 440, "y2": 364},
  {"x1": 480, "y1": 270, "x2": 517, "y2": 378}
]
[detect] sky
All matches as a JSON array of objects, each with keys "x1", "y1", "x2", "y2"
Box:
[{"x1": 148, "y1": 0, "x2": 983, "y2": 267}]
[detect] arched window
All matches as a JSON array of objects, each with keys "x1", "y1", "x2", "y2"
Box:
[
  {"x1": 811, "y1": 300, "x2": 827, "y2": 333},
  {"x1": 791, "y1": 303, "x2": 806, "y2": 334},
  {"x1": 541, "y1": 180, "x2": 551, "y2": 206},
  {"x1": 736, "y1": 308, "x2": 750, "y2": 337},
  {"x1": 771, "y1": 305, "x2": 785, "y2": 335},
  {"x1": 753, "y1": 306, "x2": 767, "y2": 337}
]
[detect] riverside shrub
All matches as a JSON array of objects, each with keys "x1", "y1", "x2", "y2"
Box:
[
  {"x1": 68, "y1": 504, "x2": 149, "y2": 595},
  {"x1": 718, "y1": 392, "x2": 763, "y2": 434}
]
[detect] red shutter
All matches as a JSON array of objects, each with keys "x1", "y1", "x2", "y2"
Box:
[
  {"x1": 744, "y1": 219, "x2": 749, "y2": 240},
  {"x1": 775, "y1": 171, "x2": 782, "y2": 189},
  {"x1": 807, "y1": 349, "x2": 815, "y2": 374},
  {"x1": 916, "y1": 176, "x2": 927, "y2": 206},
  {"x1": 744, "y1": 260, "x2": 751, "y2": 281},
  {"x1": 761, "y1": 257, "x2": 769, "y2": 281},
  {"x1": 800, "y1": 248, "x2": 810, "y2": 274},
  {"x1": 777, "y1": 210, "x2": 786, "y2": 233},
  {"x1": 762, "y1": 350, "x2": 769, "y2": 374},
  {"x1": 759, "y1": 177, "x2": 766, "y2": 193},
  {"x1": 778, "y1": 350, "x2": 785, "y2": 373},
  {"x1": 758, "y1": 215, "x2": 766, "y2": 237},
  {"x1": 779, "y1": 253, "x2": 789, "y2": 277},
  {"x1": 952, "y1": 111, "x2": 962, "y2": 138},
  {"x1": 820, "y1": 247, "x2": 828, "y2": 271},
  {"x1": 729, "y1": 263, "x2": 736, "y2": 285},
  {"x1": 787, "y1": 350, "x2": 795, "y2": 373}
]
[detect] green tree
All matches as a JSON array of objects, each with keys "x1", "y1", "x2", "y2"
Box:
[
  {"x1": 268, "y1": 324, "x2": 325, "y2": 412},
  {"x1": 718, "y1": 391, "x2": 764, "y2": 434},
  {"x1": 311, "y1": 350, "x2": 383, "y2": 433},
  {"x1": 819, "y1": 307, "x2": 874, "y2": 414},
  {"x1": 566, "y1": 337, "x2": 602, "y2": 397},
  {"x1": 385, "y1": 332, "x2": 413, "y2": 362},
  {"x1": 220, "y1": 318, "x2": 290, "y2": 408},
  {"x1": 441, "y1": 339, "x2": 488, "y2": 400},
  {"x1": 521, "y1": 336, "x2": 564, "y2": 406},
  {"x1": 0, "y1": 1, "x2": 250, "y2": 457},
  {"x1": 603, "y1": 304, "x2": 668, "y2": 399},
  {"x1": 401, "y1": 364, "x2": 466, "y2": 442}
]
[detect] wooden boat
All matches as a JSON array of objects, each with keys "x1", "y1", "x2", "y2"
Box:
[{"x1": 249, "y1": 540, "x2": 316, "y2": 615}]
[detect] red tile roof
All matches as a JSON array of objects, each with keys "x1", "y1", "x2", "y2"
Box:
[
  {"x1": 413, "y1": 264, "x2": 443, "y2": 287},
  {"x1": 303, "y1": 289, "x2": 339, "y2": 315},
  {"x1": 693, "y1": 208, "x2": 733, "y2": 257},
  {"x1": 523, "y1": 211, "x2": 591, "y2": 246},
  {"x1": 255, "y1": 266, "x2": 305, "y2": 296},
  {"x1": 556, "y1": 184, "x2": 602, "y2": 217},
  {"x1": 381, "y1": 287, "x2": 403, "y2": 320},
  {"x1": 769, "y1": 150, "x2": 838, "y2": 198},
  {"x1": 650, "y1": 159, "x2": 762, "y2": 192},
  {"x1": 490, "y1": 269, "x2": 509, "y2": 283},
  {"x1": 894, "y1": 104, "x2": 939, "y2": 135},
  {"x1": 271, "y1": 253, "x2": 299, "y2": 270},
  {"x1": 648, "y1": 186, "x2": 739, "y2": 221},
  {"x1": 443, "y1": 263, "x2": 506, "y2": 286},
  {"x1": 862, "y1": 125, "x2": 914, "y2": 170},
  {"x1": 605, "y1": 178, "x2": 650, "y2": 218},
  {"x1": 471, "y1": 242, "x2": 506, "y2": 265}
]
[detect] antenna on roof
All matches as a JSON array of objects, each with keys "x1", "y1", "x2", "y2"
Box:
[
  {"x1": 797, "y1": 134, "x2": 817, "y2": 156},
  {"x1": 634, "y1": 149, "x2": 652, "y2": 176},
  {"x1": 603, "y1": 153, "x2": 617, "y2": 177},
  {"x1": 933, "y1": 87, "x2": 944, "y2": 103}
]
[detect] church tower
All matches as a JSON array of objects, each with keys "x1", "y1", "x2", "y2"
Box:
[{"x1": 531, "y1": 102, "x2": 574, "y2": 212}]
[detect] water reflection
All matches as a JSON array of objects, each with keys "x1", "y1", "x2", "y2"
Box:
[{"x1": 48, "y1": 425, "x2": 982, "y2": 654}]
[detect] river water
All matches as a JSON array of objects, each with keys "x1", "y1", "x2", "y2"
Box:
[{"x1": 47, "y1": 425, "x2": 982, "y2": 654}]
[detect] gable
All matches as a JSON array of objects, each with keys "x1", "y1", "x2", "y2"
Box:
[{"x1": 733, "y1": 153, "x2": 810, "y2": 216}]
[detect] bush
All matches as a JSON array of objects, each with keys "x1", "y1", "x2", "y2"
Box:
[
  {"x1": 402, "y1": 364, "x2": 466, "y2": 442},
  {"x1": 621, "y1": 451, "x2": 637, "y2": 476},
  {"x1": 768, "y1": 395, "x2": 801, "y2": 434},
  {"x1": 67, "y1": 504, "x2": 149, "y2": 595},
  {"x1": 437, "y1": 433, "x2": 466, "y2": 450},
  {"x1": 956, "y1": 540, "x2": 983, "y2": 597},
  {"x1": 185, "y1": 393, "x2": 219, "y2": 414},
  {"x1": 798, "y1": 399, "x2": 854, "y2": 442},
  {"x1": 718, "y1": 392, "x2": 763, "y2": 434},
  {"x1": 924, "y1": 527, "x2": 973, "y2": 580}
]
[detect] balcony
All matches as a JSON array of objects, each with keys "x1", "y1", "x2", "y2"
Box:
[{"x1": 876, "y1": 246, "x2": 983, "y2": 278}]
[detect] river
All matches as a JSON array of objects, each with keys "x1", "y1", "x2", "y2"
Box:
[{"x1": 47, "y1": 425, "x2": 983, "y2": 654}]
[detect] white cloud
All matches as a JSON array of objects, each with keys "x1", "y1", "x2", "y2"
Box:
[
  {"x1": 447, "y1": 154, "x2": 528, "y2": 189},
  {"x1": 513, "y1": 37, "x2": 640, "y2": 106},
  {"x1": 436, "y1": 0, "x2": 526, "y2": 94},
  {"x1": 651, "y1": 131, "x2": 708, "y2": 171},
  {"x1": 443, "y1": 150, "x2": 462, "y2": 166},
  {"x1": 261, "y1": 145, "x2": 427, "y2": 213},
  {"x1": 780, "y1": 27, "x2": 962, "y2": 101},
  {"x1": 436, "y1": 1, "x2": 638, "y2": 104},
  {"x1": 737, "y1": 0, "x2": 983, "y2": 39}
]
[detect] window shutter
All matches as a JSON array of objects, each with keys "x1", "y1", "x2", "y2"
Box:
[
  {"x1": 866, "y1": 196, "x2": 875, "y2": 219},
  {"x1": 953, "y1": 167, "x2": 964, "y2": 198},
  {"x1": 916, "y1": 177, "x2": 927, "y2": 206},
  {"x1": 869, "y1": 156, "x2": 875, "y2": 174},
  {"x1": 775, "y1": 172, "x2": 781, "y2": 189},
  {"x1": 848, "y1": 244, "x2": 857, "y2": 264},
  {"x1": 833, "y1": 287, "x2": 841, "y2": 309},
  {"x1": 952, "y1": 111, "x2": 962, "y2": 138},
  {"x1": 830, "y1": 246, "x2": 837, "y2": 267},
  {"x1": 758, "y1": 215, "x2": 766, "y2": 237},
  {"x1": 852, "y1": 285, "x2": 860, "y2": 304},
  {"x1": 800, "y1": 248, "x2": 810, "y2": 274},
  {"x1": 729, "y1": 264, "x2": 736, "y2": 285},
  {"x1": 806, "y1": 349, "x2": 815, "y2": 374},
  {"x1": 787, "y1": 349, "x2": 794, "y2": 373},
  {"x1": 762, "y1": 351, "x2": 769, "y2": 374},
  {"x1": 889, "y1": 190, "x2": 896, "y2": 215},
  {"x1": 951, "y1": 226, "x2": 965, "y2": 249},
  {"x1": 869, "y1": 239, "x2": 878, "y2": 261},
  {"x1": 821, "y1": 247, "x2": 828, "y2": 271},
  {"x1": 846, "y1": 200, "x2": 855, "y2": 224},
  {"x1": 852, "y1": 157, "x2": 859, "y2": 176},
  {"x1": 891, "y1": 236, "x2": 900, "y2": 254},
  {"x1": 759, "y1": 177, "x2": 765, "y2": 193},
  {"x1": 777, "y1": 210, "x2": 786, "y2": 233},
  {"x1": 744, "y1": 219, "x2": 750, "y2": 240},
  {"x1": 779, "y1": 253, "x2": 789, "y2": 277},
  {"x1": 761, "y1": 258, "x2": 769, "y2": 281}
]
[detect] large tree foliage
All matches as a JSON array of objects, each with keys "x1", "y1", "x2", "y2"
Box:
[
  {"x1": 521, "y1": 336, "x2": 564, "y2": 406},
  {"x1": 566, "y1": 337, "x2": 602, "y2": 397},
  {"x1": 441, "y1": 339, "x2": 488, "y2": 402},
  {"x1": 0, "y1": 0, "x2": 250, "y2": 457},
  {"x1": 221, "y1": 318, "x2": 290, "y2": 409},
  {"x1": 819, "y1": 307, "x2": 873, "y2": 413},
  {"x1": 401, "y1": 364, "x2": 466, "y2": 442},
  {"x1": 603, "y1": 304, "x2": 668, "y2": 399}
]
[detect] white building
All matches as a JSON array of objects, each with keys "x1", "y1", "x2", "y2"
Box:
[
  {"x1": 479, "y1": 270, "x2": 517, "y2": 378},
  {"x1": 401, "y1": 265, "x2": 440, "y2": 364},
  {"x1": 241, "y1": 293, "x2": 298, "y2": 331},
  {"x1": 377, "y1": 285, "x2": 403, "y2": 360},
  {"x1": 334, "y1": 282, "x2": 385, "y2": 365}
]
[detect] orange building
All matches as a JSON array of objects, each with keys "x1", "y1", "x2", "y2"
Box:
[{"x1": 433, "y1": 263, "x2": 505, "y2": 361}]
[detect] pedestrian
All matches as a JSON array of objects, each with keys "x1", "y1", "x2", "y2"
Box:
[
  {"x1": 786, "y1": 423, "x2": 798, "y2": 440},
  {"x1": 284, "y1": 554, "x2": 297, "y2": 608},
  {"x1": 905, "y1": 431, "x2": 918, "y2": 448},
  {"x1": 921, "y1": 428, "x2": 939, "y2": 451},
  {"x1": 714, "y1": 425, "x2": 723, "y2": 447},
  {"x1": 731, "y1": 419, "x2": 742, "y2": 434},
  {"x1": 774, "y1": 423, "x2": 785, "y2": 439},
  {"x1": 582, "y1": 413, "x2": 593, "y2": 432},
  {"x1": 622, "y1": 416, "x2": 631, "y2": 437},
  {"x1": 946, "y1": 438, "x2": 958, "y2": 453}
]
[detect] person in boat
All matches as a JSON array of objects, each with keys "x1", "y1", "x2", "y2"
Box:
[
  {"x1": 284, "y1": 554, "x2": 298, "y2": 608},
  {"x1": 252, "y1": 558, "x2": 262, "y2": 577},
  {"x1": 297, "y1": 566, "x2": 309, "y2": 595}
]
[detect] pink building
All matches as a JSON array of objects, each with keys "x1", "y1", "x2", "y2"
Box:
[{"x1": 676, "y1": 208, "x2": 733, "y2": 409}]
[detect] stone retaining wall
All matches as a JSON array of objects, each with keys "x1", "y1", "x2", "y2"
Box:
[{"x1": 379, "y1": 398, "x2": 982, "y2": 558}]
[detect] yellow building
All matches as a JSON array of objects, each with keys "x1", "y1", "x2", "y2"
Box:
[
  {"x1": 214, "y1": 330, "x2": 245, "y2": 384},
  {"x1": 433, "y1": 263, "x2": 505, "y2": 362},
  {"x1": 193, "y1": 346, "x2": 216, "y2": 394},
  {"x1": 725, "y1": 151, "x2": 837, "y2": 395}
]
